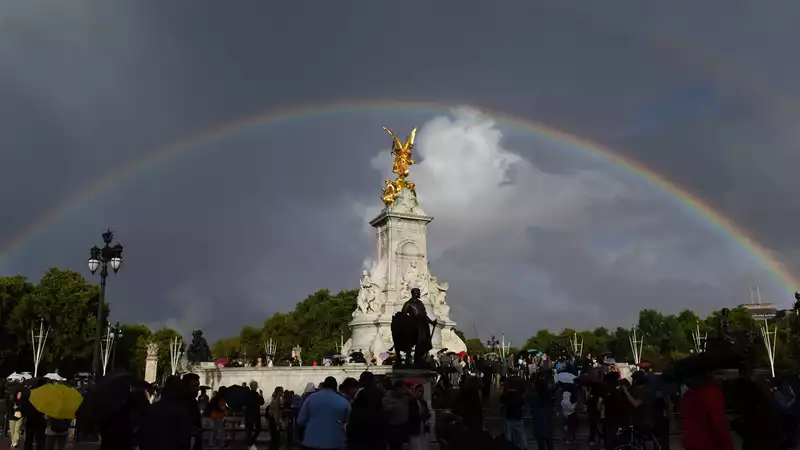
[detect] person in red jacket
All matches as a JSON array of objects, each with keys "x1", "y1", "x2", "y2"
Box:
[{"x1": 680, "y1": 370, "x2": 733, "y2": 450}]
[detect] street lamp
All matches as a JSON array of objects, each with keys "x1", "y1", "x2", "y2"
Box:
[{"x1": 87, "y1": 230, "x2": 124, "y2": 379}]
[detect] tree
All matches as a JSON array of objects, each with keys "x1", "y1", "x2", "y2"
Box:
[
  {"x1": 239, "y1": 326, "x2": 264, "y2": 364},
  {"x1": 114, "y1": 324, "x2": 152, "y2": 377},
  {"x1": 0, "y1": 276, "x2": 34, "y2": 374},
  {"x1": 524, "y1": 329, "x2": 556, "y2": 352},
  {"x1": 212, "y1": 337, "x2": 241, "y2": 360},
  {"x1": 9, "y1": 268, "x2": 102, "y2": 377},
  {"x1": 151, "y1": 327, "x2": 183, "y2": 380},
  {"x1": 465, "y1": 338, "x2": 486, "y2": 355}
]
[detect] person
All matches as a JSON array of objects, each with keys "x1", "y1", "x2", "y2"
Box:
[
  {"x1": 181, "y1": 373, "x2": 202, "y2": 450},
  {"x1": 407, "y1": 384, "x2": 431, "y2": 450},
  {"x1": 139, "y1": 375, "x2": 192, "y2": 450},
  {"x1": 500, "y1": 378, "x2": 527, "y2": 449},
  {"x1": 244, "y1": 381, "x2": 264, "y2": 450},
  {"x1": 526, "y1": 379, "x2": 554, "y2": 450},
  {"x1": 43, "y1": 415, "x2": 70, "y2": 450},
  {"x1": 680, "y1": 370, "x2": 733, "y2": 450},
  {"x1": 452, "y1": 376, "x2": 483, "y2": 430},
  {"x1": 297, "y1": 376, "x2": 351, "y2": 450},
  {"x1": 561, "y1": 391, "x2": 578, "y2": 444},
  {"x1": 339, "y1": 378, "x2": 359, "y2": 403},
  {"x1": 22, "y1": 387, "x2": 45, "y2": 450},
  {"x1": 383, "y1": 380, "x2": 412, "y2": 450},
  {"x1": 602, "y1": 373, "x2": 627, "y2": 450},
  {"x1": 204, "y1": 387, "x2": 228, "y2": 449},
  {"x1": 265, "y1": 386, "x2": 283, "y2": 450},
  {"x1": 585, "y1": 385, "x2": 602, "y2": 447},
  {"x1": 652, "y1": 387, "x2": 672, "y2": 450},
  {"x1": 347, "y1": 371, "x2": 386, "y2": 450},
  {"x1": 622, "y1": 371, "x2": 654, "y2": 449},
  {"x1": 8, "y1": 390, "x2": 24, "y2": 448}
]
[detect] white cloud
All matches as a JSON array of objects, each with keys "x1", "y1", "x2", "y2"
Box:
[{"x1": 357, "y1": 107, "x2": 630, "y2": 257}]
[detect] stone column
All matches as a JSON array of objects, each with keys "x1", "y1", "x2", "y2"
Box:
[{"x1": 144, "y1": 342, "x2": 158, "y2": 383}]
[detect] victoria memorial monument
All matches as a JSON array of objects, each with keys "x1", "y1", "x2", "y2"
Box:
[{"x1": 341, "y1": 127, "x2": 467, "y2": 358}]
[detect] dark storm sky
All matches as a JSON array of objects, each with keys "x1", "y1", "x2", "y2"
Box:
[{"x1": 2, "y1": 1, "x2": 799, "y2": 343}]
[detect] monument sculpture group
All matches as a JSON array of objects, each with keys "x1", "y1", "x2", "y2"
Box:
[
  {"x1": 342, "y1": 126, "x2": 467, "y2": 359},
  {"x1": 191, "y1": 126, "x2": 466, "y2": 392}
]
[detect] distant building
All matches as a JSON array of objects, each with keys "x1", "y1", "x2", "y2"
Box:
[{"x1": 738, "y1": 302, "x2": 777, "y2": 321}]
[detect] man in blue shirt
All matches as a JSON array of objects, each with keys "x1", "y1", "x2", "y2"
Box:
[{"x1": 297, "y1": 376, "x2": 351, "y2": 450}]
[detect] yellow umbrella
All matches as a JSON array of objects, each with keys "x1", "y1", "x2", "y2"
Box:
[{"x1": 29, "y1": 384, "x2": 83, "y2": 419}]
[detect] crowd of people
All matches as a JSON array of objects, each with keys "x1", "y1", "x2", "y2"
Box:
[{"x1": 1, "y1": 349, "x2": 799, "y2": 450}]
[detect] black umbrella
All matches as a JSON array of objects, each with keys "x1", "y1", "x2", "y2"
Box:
[
  {"x1": 223, "y1": 384, "x2": 250, "y2": 410},
  {"x1": 76, "y1": 371, "x2": 150, "y2": 431},
  {"x1": 661, "y1": 351, "x2": 741, "y2": 382}
]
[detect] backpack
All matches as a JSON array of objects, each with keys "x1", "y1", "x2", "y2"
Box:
[{"x1": 48, "y1": 418, "x2": 71, "y2": 434}]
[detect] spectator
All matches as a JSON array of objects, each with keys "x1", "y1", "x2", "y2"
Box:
[
  {"x1": 297, "y1": 377, "x2": 350, "y2": 450},
  {"x1": 527, "y1": 379, "x2": 555, "y2": 450},
  {"x1": 681, "y1": 370, "x2": 733, "y2": 450},
  {"x1": 347, "y1": 371, "x2": 386, "y2": 450},
  {"x1": 561, "y1": 391, "x2": 577, "y2": 444},
  {"x1": 8, "y1": 390, "x2": 24, "y2": 448},
  {"x1": 43, "y1": 414, "x2": 71, "y2": 450},
  {"x1": 407, "y1": 383, "x2": 431, "y2": 450},
  {"x1": 383, "y1": 381, "x2": 411, "y2": 450}
]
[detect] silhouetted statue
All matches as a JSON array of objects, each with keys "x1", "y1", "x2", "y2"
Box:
[
  {"x1": 186, "y1": 330, "x2": 212, "y2": 363},
  {"x1": 718, "y1": 308, "x2": 735, "y2": 347},
  {"x1": 391, "y1": 287, "x2": 437, "y2": 368}
]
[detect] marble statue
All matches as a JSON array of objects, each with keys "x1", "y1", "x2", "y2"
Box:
[
  {"x1": 256, "y1": 357, "x2": 263, "y2": 368},
  {"x1": 430, "y1": 276, "x2": 449, "y2": 305},
  {"x1": 415, "y1": 266, "x2": 430, "y2": 301},
  {"x1": 355, "y1": 270, "x2": 380, "y2": 315},
  {"x1": 187, "y1": 330, "x2": 212, "y2": 363},
  {"x1": 399, "y1": 260, "x2": 419, "y2": 302},
  {"x1": 147, "y1": 342, "x2": 159, "y2": 357}
]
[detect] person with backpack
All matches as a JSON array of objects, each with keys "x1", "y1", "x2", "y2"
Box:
[{"x1": 43, "y1": 415, "x2": 71, "y2": 450}]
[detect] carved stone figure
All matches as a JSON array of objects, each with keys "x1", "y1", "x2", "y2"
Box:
[
  {"x1": 399, "y1": 260, "x2": 419, "y2": 301},
  {"x1": 430, "y1": 276, "x2": 449, "y2": 305},
  {"x1": 415, "y1": 267, "x2": 430, "y2": 300},
  {"x1": 186, "y1": 330, "x2": 212, "y2": 363},
  {"x1": 256, "y1": 357, "x2": 263, "y2": 368},
  {"x1": 355, "y1": 270, "x2": 380, "y2": 315},
  {"x1": 147, "y1": 342, "x2": 159, "y2": 357}
]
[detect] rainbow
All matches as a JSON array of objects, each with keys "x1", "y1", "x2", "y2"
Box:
[{"x1": 1, "y1": 100, "x2": 796, "y2": 296}]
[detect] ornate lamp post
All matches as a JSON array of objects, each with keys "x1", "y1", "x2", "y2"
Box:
[{"x1": 87, "y1": 230, "x2": 124, "y2": 379}]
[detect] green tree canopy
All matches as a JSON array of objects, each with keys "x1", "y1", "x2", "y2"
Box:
[{"x1": 8, "y1": 269, "x2": 102, "y2": 377}]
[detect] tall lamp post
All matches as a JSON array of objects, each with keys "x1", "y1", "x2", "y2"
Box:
[{"x1": 87, "y1": 230, "x2": 124, "y2": 379}]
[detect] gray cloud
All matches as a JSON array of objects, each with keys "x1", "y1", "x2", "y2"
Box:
[{"x1": 0, "y1": 0, "x2": 798, "y2": 343}]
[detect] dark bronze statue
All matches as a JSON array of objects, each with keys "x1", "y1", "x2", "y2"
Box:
[
  {"x1": 186, "y1": 330, "x2": 212, "y2": 363},
  {"x1": 718, "y1": 308, "x2": 735, "y2": 347},
  {"x1": 391, "y1": 288, "x2": 437, "y2": 368}
]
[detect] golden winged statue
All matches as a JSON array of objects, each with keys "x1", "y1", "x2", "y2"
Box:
[{"x1": 381, "y1": 127, "x2": 417, "y2": 206}]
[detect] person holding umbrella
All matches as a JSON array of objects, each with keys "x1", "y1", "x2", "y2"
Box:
[{"x1": 27, "y1": 382, "x2": 84, "y2": 450}]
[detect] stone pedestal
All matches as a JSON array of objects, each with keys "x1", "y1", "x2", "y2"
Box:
[
  {"x1": 342, "y1": 189, "x2": 466, "y2": 359},
  {"x1": 144, "y1": 342, "x2": 158, "y2": 384}
]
